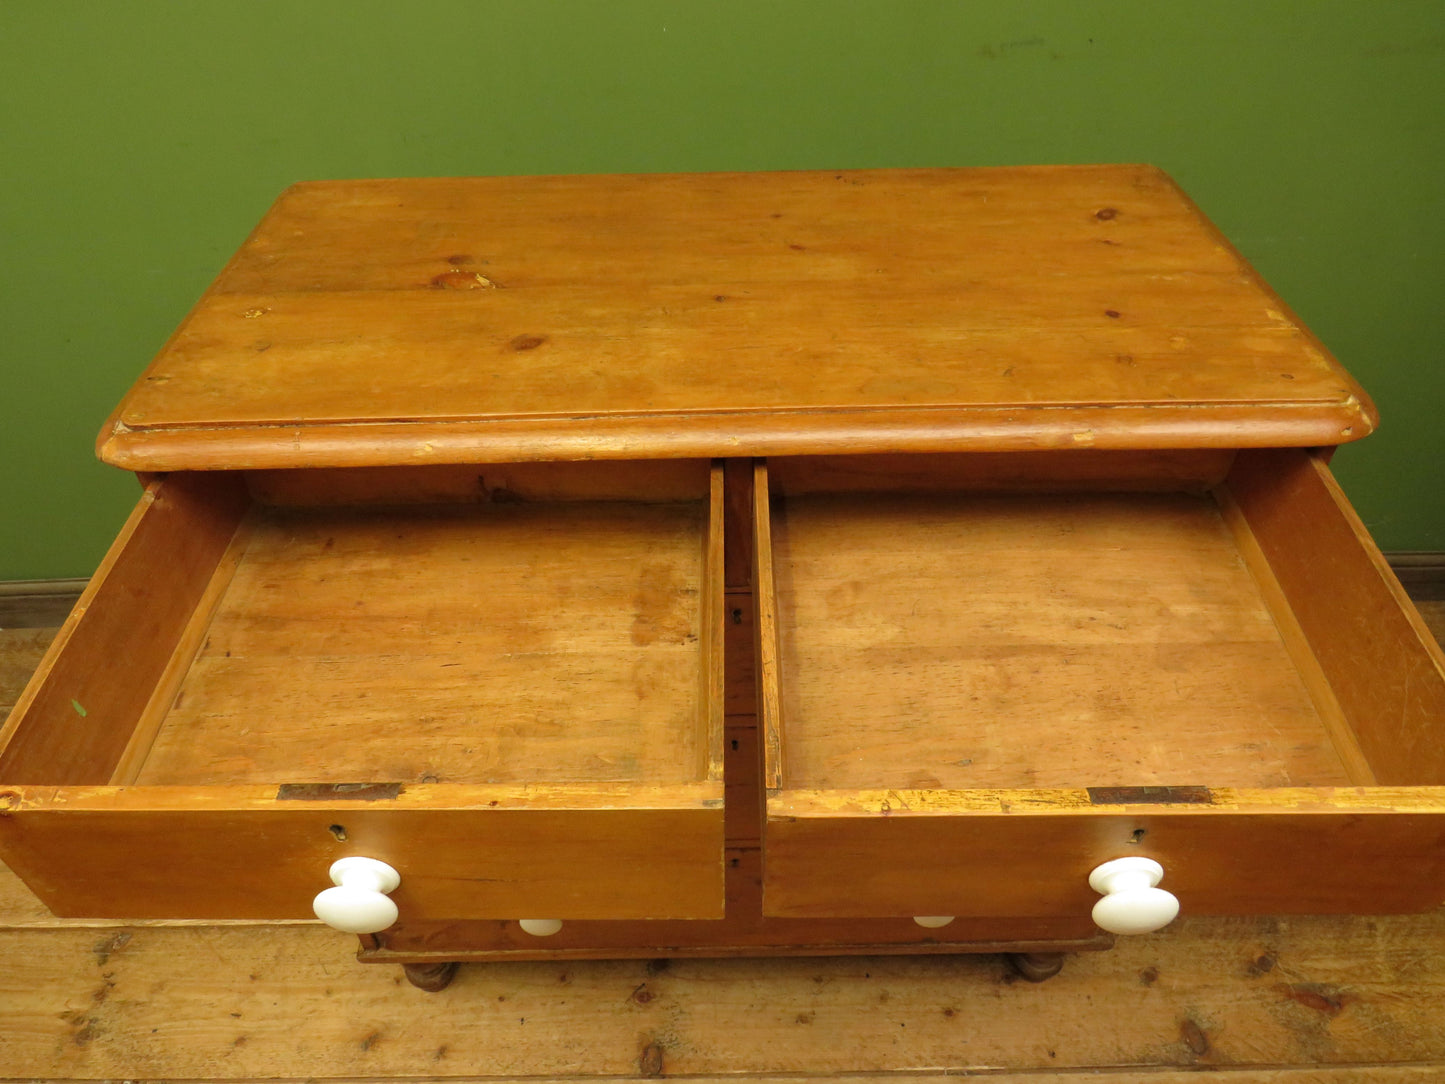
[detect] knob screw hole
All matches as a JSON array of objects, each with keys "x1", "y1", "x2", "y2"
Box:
[{"x1": 329, "y1": 824, "x2": 348, "y2": 842}]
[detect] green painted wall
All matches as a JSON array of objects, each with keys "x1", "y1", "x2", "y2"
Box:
[{"x1": 2, "y1": 1, "x2": 1441, "y2": 580}]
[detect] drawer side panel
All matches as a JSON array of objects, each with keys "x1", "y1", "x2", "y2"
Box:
[
  {"x1": 0, "y1": 475, "x2": 247, "y2": 784},
  {"x1": 1227, "y1": 450, "x2": 1445, "y2": 785}
]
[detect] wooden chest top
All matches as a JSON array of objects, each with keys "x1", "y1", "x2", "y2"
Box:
[{"x1": 99, "y1": 165, "x2": 1373, "y2": 471}]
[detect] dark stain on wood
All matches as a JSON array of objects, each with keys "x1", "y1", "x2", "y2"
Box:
[
  {"x1": 1088, "y1": 785, "x2": 1213, "y2": 805},
  {"x1": 639, "y1": 1040, "x2": 665, "y2": 1077},
  {"x1": 92, "y1": 931, "x2": 132, "y2": 966},
  {"x1": 91, "y1": 975, "x2": 116, "y2": 1004},
  {"x1": 631, "y1": 982, "x2": 655, "y2": 1005},
  {"x1": 277, "y1": 782, "x2": 402, "y2": 801},
  {"x1": 1278, "y1": 982, "x2": 1356, "y2": 1016},
  {"x1": 1180, "y1": 1016, "x2": 1211, "y2": 1056},
  {"x1": 65, "y1": 1010, "x2": 100, "y2": 1048},
  {"x1": 509, "y1": 334, "x2": 548, "y2": 351},
  {"x1": 1248, "y1": 952, "x2": 1277, "y2": 976}
]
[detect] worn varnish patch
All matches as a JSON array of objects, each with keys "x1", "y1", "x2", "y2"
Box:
[{"x1": 429, "y1": 269, "x2": 495, "y2": 289}]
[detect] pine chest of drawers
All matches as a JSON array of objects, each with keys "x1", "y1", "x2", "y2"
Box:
[{"x1": 3, "y1": 166, "x2": 1442, "y2": 988}]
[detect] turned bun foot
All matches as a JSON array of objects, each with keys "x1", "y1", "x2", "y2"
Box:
[
  {"x1": 403, "y1": 961, "x2": 459, "y2": 992},
  {"x1": 1006, "y1": 952, "x2": 1066, "y2": 983}
]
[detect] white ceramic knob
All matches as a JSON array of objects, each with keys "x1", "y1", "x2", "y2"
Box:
[
  {"x1": 913, "y1": 915, "x2": 955, "y2": 929},
  {"x1": 519, "y1": 918, "x2": 563, "y2": 936},
  {"x1": 312, "y1": 857, "x2": 401, "y2": 934},
  {"x1": 1088, "y1": 856, "x2": 1179, "y2": 935}
]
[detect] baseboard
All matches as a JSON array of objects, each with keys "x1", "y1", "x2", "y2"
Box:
[
  {"x1": 0, "y1": 578, "x2": 90, "y2": 628},
  {"x1": 1388, "y1": 553, "x2": 1445, "y2": 600},
  {"x1": 2, "y1": 554, "x2": 1443, "y2": 628}
]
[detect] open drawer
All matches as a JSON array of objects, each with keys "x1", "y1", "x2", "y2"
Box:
[
  {"x1": 0, "y1": 460, "x2": 725, "y2": 921},
  {"x1": 754, "y1": 450, "x2": 1445, "y2": 927}
]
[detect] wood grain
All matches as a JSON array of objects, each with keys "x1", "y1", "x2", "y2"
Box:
[
  {"x1": 755, "y1": 457, "x2": 1445, "y2": 922},
  {"x1": 354, "y1": 583, "x2": 1108, "y2": 961},
  {"x1": 100, "y1": 403, "x2": 1376, "y2": 472},
  {"x1": 699, "y1": 463, "x2": 726, "y2": 783},
  {"x1": 247, "y1": 458, "x2": 711, "y2": 506},
  {"x1": 8, "y1": 1075, "x2": 1430, "y2": 1084},
  {"x1": 4, "y1": 547, "x2": 1445, "y2": 1077},
  {"x1": 1226, "y1": 450, "x2": 1445, "y2": 786},
  {"x1": 134, "y1": 499, "x2": 713, "y2": 787},
  {"x1": 0, "y1": 467, "x2": 729, "y2": 922},
  {"x1": 0, "y1": 784, "x2": 723, "y2": 920},
  {"x1": 769, "y1": 448, "x2": 1237, "y2": 495},
  {"x1": 754, "y1": 462, "x2": 785, "y2": 792},
  {"x1": 98, "y1": 166, "x2": 1374, "y2": 470},
  {"x1": 363, "y1": 842, "x2": 1104, "y2": 962},
  {"x1": 723, "y1": 457, "x2": 754, "y2": 588},
  {"x1": 768, "y1": 488, "x2": 1346, "y2": 790},
  {"x1": 108, "y1": 514, "x2": 258, "y2": 785},
  {"x1": 6, "y1": 163, "x2": 1444, "y2": 1078},
  {"x1": 1217, "y1": 484, "x2": 1376, "y2": 785},
  {"x1": 763, "y1": 792, "x2": 1445, "y2": 918},
  {"x1": 4, "y1": 915, "x2": 1445, "y2": 1077},
  {"x1": 0, "y1": 474, "x2": 248, "y2": 784}
]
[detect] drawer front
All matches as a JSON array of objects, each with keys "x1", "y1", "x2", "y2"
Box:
[
  {"x1": 754, "y1": 451, "x2": 1445, "y2": 924},
  {"x1": 763, "y1": 795, "x2": 1445, "y2": 918},
  {"x1": 0, "y1": 787, "x2": 723, "y2": 920},
  {"x1": 0, "y1": 461, "x2": 727, "y2": 921}
]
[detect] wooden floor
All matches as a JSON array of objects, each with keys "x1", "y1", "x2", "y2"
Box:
[{"x1": 1, "y1": 602, "x2": 1443, "y2": 1082}]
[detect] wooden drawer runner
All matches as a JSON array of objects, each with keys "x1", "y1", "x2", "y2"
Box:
[
  {"x1": 754, "y1": 449, "x2": 1445, "y2": 920},
  {"x1": 0, "y1": 461, "x2": 726, "y2": 921}
]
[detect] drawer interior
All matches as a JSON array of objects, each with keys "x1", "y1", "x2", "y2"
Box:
[
  {"x1": 771, "y1": 487, "x2": 1347, "y2": 790},
  {"x1": 1, "y1": 461, "x2": 725, "y2": 792},
  {"x1": 757, "y1": 450, "x2": 1445, "y2": 794}
]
